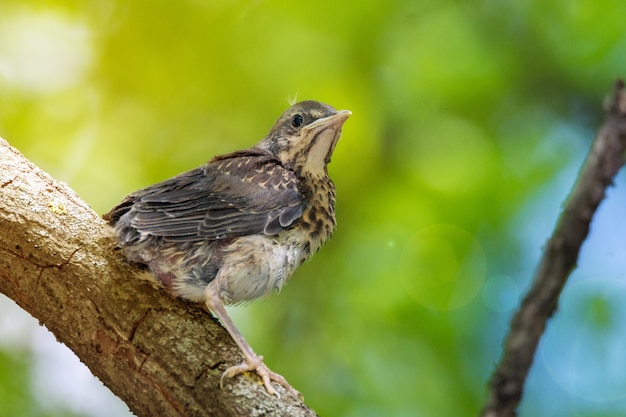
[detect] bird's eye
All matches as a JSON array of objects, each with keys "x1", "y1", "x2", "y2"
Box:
[{"x1": 291, "y1": 114, "x2": 304, "y2": 128}]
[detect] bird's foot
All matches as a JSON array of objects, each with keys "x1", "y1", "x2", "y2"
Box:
[{"x1": 220, "y1": 354, "x2": 302, "y2": 399}]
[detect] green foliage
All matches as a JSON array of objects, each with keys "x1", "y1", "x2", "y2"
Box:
[
  {"x1": 0, "y1": 349, "x2": 78, "y2": 417},
  {"x1": 0, "y1": 350, "x2": 35, "y2": 417},
  {"x1": 2, "y1": 0, "x2": 626, "y2": 416}
]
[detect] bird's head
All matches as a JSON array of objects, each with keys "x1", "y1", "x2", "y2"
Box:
[{"x1": 259, "y1": 100, "x2": 351, "y2": 177}]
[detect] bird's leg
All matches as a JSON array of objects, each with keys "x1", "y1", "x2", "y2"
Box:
[{"x1": 204, "y1": 287, "x2": 301, "y2": 399}]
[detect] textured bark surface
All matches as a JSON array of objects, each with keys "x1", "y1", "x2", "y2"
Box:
[
  {"x1": 0, "y1": 137, "x2": 317, "y2": 417},
  {"x1": 480, "y1": 81, "x2": 626, "y2": 417}
]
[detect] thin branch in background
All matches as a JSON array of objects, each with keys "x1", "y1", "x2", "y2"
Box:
[{"x1": 480, "y1": 80, "x2": 626, "y2": 417}]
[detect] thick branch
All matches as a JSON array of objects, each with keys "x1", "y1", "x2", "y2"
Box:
[
  {"x1": 480, "y1": 80, "x2": 626, "y2": 417},
  {"x1": 0, "y1": 137, "x2": 317, "y2": 417}
]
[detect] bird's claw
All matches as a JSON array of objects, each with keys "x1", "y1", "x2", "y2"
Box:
[{"x1": 220, "y1": 354, "x2": 302, "y2": 399}]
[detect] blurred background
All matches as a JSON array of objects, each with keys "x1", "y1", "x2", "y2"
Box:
[{"x1": 1, "y1": 1, "x2": 626, "y2": 416}]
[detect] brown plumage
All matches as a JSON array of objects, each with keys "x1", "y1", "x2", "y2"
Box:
[{"x1": 103, "y1": 100, "x2": 350, "y2": 397}]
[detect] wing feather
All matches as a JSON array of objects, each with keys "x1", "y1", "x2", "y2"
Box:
[{"x1": 104, "y1": 150, "x2": 305, "y2": 243}]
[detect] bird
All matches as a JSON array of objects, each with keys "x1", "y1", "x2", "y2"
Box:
[{"x1": 103, "y1": 100, "x2": 351, "y2": 397}]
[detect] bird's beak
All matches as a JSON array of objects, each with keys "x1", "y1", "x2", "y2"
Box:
[
  {"x1": 302, "y1": 110, "x2": 352, "y2": 135},
  {"x1": 298, "y1": 110, "x2": 351, "y2": 171}
]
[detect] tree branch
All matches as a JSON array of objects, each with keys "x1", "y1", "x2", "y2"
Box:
[
  {"x1": 480, "y1": 80, "x2": 626, "y2": 417},
  {"x1": 0, "y1": 137, "x2": 318, "y2": 417}
]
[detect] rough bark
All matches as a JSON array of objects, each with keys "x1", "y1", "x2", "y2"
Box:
[
  {"x1": 480, "y1": 81, "x2": 626, "y2": 417},
  {"x1": 0, "y1": 137, "x2": 318, "y2": 417}
]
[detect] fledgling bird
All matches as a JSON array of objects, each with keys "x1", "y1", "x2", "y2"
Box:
[{"x1": 103, "y1": 100, "x2": 351, "y2": 397}]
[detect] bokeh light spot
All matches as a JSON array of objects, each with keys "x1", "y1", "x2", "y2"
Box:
[
  {"x1": 481, "y1": 275, "x2": 520, "y2": 313},
  {"x1": 400, "y1": 224, "x2": 486, "y2": 311},
  {"x1": 0, "y1": 10, "x2": 93, "y2": 93},
  {"x1": 540, "y1": 278, "x2": 626, "y2": 403}
]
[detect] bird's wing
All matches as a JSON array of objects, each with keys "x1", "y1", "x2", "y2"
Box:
[{"x1": 105, "y1": 151, "x2": 305, "y2": 242}]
